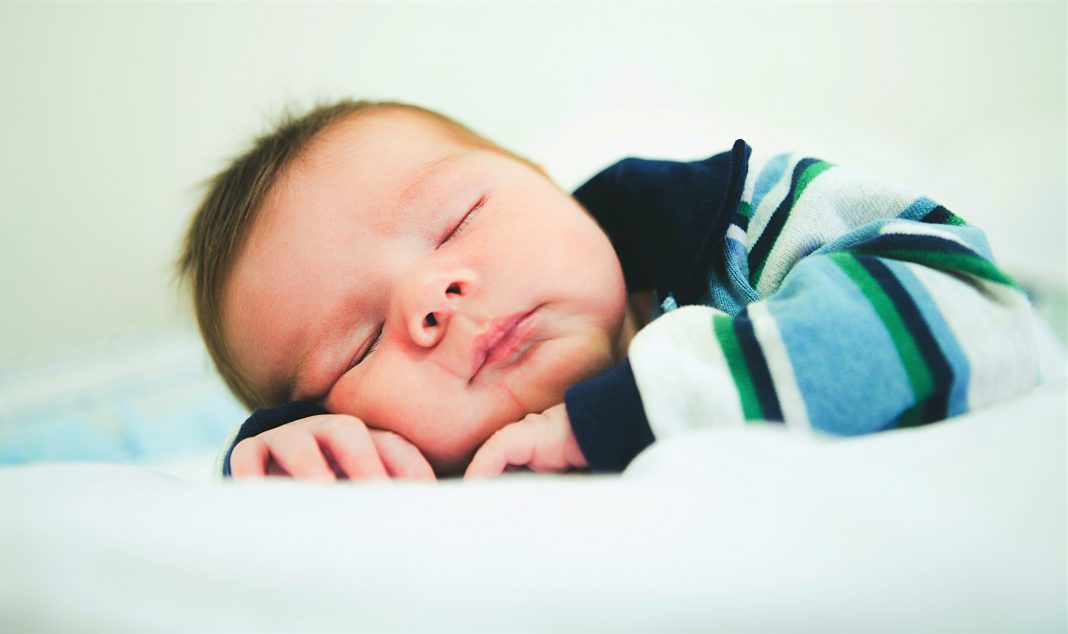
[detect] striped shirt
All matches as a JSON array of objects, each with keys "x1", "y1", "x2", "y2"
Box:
[{"x1": 565, "y1": 140, "x2": 1038, "y2": 471}]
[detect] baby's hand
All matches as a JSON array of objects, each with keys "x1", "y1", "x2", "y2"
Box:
[
  {"x1": 464, "y1": 403, "x2": 587, "y2": 479},
  {"x1": 230, "y1": 414, "x2": 436, "y2": 481}
]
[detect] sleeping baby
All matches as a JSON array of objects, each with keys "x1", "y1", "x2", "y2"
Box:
[{"x1": 178, "y1": 100, "x2": 1039, "y2": 480}]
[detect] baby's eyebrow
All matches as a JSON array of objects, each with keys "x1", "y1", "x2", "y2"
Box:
[{"x1": 398, "y1": 152, "x2": 464, "y2": 207}]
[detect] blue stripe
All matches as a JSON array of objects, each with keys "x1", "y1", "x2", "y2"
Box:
[
  {"x1": 855, "y1": 256, "x2": 955, "y2": 424},
  {"x1": 750, "y1": 153, "x2": 791, "y2": 214},
  {"x1": 765, "y1": 256, "x2": 913, "y2": 435},
  {"x1": 898, "y1": 197, "x2": 940, "y2": 222},
  {"x1": 715, "y1": 237, "x2": 758, "y2": 314}
]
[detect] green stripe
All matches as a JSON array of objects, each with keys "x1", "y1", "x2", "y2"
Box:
[
  {"x1": 830, "y1": 253, "x2": 934, "y2": 402},
  {"x1": 737, "y1": 199, "x2": 753, "y2": 219},
  {"x1": 897, "y1": 402, "x2": 926, "y2": 428},
  {"x1": 944, "y1": 212, "x2": 966, "y2": 226},
  {"x1": 792, "y1": 160, "x2": 834, "y2": 205},
  {"x1": 750, "y1": 253, "x2": 768, "y2": 287},
  {"x1": 713, "y1": 315, "x2": 763, "y2": 420},
  {"x1": 853, "y1": 247, "x2": 1018, "y2": 288}
]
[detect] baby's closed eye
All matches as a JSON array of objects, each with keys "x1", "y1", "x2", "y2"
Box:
[
  {"x1": 348, "y1": 324, "x2": 384, "y2": 370},
  {"x1": 439, "y1": 195, "x2": 486, "y2": 246}
]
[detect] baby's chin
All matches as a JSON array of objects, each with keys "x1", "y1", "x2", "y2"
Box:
[
  {"x1": 421, "y1": 393, "x2": 556, "y2": 478},
  {"x1": 426, "y1": 333, "x2": 621, "y2": 477},
  {"x1": 431, "y1": 454, "x2": 474, "y2": 479}
]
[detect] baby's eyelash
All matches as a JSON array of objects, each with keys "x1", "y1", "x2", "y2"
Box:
[
  {"x1": 442, "y1": 196, "x2": 486, "y2": 245},
  {"x1": 350, "y1": 324, "x2": 384, "y2": 369},
  {"x1": 365, "y1": 330, "x2": 382, "y2": 357}
]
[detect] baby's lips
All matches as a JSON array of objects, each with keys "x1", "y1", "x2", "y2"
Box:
[{"x1": 469, "y1": 309, "x2": 537, "y2": 380}]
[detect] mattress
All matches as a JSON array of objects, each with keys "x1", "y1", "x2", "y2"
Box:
[{"x1": 1, "y1": 386, "x2": 1064, "y2": 633}]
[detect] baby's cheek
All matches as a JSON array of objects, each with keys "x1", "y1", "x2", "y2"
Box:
[
  {"x1": 348, "y1": 370, "x2": 462, "y2": 439},
  {"x1": 322, "y1": 374, "x2": 362, "y2": 418},
  {"x1": 519, "y1": 335, "x2": 616, "y2": 408}
]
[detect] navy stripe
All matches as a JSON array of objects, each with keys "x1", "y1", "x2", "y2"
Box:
[
  {"x1": 735, "y1": 308, "x2": 784, "y2": 422},
  {"x1": 921, "y1": 205, "x2": 952, "y2": 224},
  {"x1": 855, "y1": 257, "x2": 953, "y2": 423},
  {"x1": 732, "y1": 212, "x2": 750, "y2": 231},
  {"x1": 748, "y1": 158, "x2": 818, "y2": 283},
  {"x1": 854, "y1": 233, "x2": 978, "y2": 257}
]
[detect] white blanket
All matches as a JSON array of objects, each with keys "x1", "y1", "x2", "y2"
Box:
[{"x1": 1, "y1": 387, "x2": 1064, "y2": 633}]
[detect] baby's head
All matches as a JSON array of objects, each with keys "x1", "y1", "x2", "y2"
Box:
[{"x1": 180, "y1": 100, "x2": 628, "y2": 473}]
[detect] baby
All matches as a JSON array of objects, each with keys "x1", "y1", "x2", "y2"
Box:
[{"x1": 179, "y1": 100, "x2": 1039, "y2": 481}]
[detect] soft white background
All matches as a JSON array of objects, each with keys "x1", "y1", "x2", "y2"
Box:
[{"x1": 1, "y1": 1, "x2": 1064, "y2": 362}]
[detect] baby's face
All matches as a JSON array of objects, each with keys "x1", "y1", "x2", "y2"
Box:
[{"x1": 224, "y1": 110, "x2": 628, "y2": 474}]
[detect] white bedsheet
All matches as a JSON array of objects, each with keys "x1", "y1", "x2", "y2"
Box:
[{"x1": 1, "y1": 388, "x2": 1064, "y2": 633}]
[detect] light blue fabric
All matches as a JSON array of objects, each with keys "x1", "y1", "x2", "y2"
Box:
[
  {"x1": 749, "y1": 153, "x2": 791, "y2": 214},
  {"x1": 765, "y1": 255, "x2": 913, "y2": 434},
  {"x1": 0, "y1": 332, "x2": 245, "y2": 464}
]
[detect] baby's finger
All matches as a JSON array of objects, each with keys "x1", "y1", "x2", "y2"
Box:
[
  {"x1": 310, "y1": 417, "x2": 389, "y2": 480},
  {"x1": 464, "y1": 423, "x2": 535, "y2": 479},
  {"x1": 265, "y1": 461, "x2": 289, "y2": 477},
  {"x1": 370, "y1": 430, "x2": 436, "y2": 481},
  {"x1": 230, "y1": 437, "x2": 269, "y2": 479},
  {"x1": 265, "y1": 425, "x2": 336, "y2": 482}
]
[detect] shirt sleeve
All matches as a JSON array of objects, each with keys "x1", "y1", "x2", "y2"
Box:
[
  {"x1": 564, "y1": 360, "x2": 655, "y2": 473},
  {"x1": 574, "y1": 152, "x2": 1041, "y2": 470}
]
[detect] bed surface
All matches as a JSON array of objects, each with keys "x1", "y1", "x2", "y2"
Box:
[{"x1": 2, "y1": 387, "x2": 1064, "y2": 633}]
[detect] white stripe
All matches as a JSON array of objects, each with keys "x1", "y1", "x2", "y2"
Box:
[
  {"x1": 746, "y1": 301, "x2": 811, "y2": 432},
  {"x1": 753, "y1": 164, "x2": 919, "y2": 296},
  {"x1": 727, "y1": 224, "x2": 747, "y2": 243},
  {"x1": 629, "y1": 306, "x2": 746, "y2": 440},
  {"x1": 879, "y1": 221, "x2": 972, "y2": 248},
  {"x1": 908, "y1": 265, "x2": 1038, "y2": 411}
]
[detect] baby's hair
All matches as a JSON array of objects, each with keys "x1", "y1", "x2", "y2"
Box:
[{"x1": 178, "y1": 99, "x2": 538, "y2": 410}]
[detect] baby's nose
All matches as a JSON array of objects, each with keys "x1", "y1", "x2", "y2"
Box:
[{"x1": 404, "y1": 270, "x2": 480, "y2": 348}]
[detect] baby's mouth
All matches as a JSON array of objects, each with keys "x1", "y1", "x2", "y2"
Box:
[{"x1": 469, "y1": 308, "x2": 539, "y2": 382}]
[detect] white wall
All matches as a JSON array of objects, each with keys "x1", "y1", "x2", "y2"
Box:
[{"x1": 1, "y1": 2, "x2": 1064, "y2": 360}]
